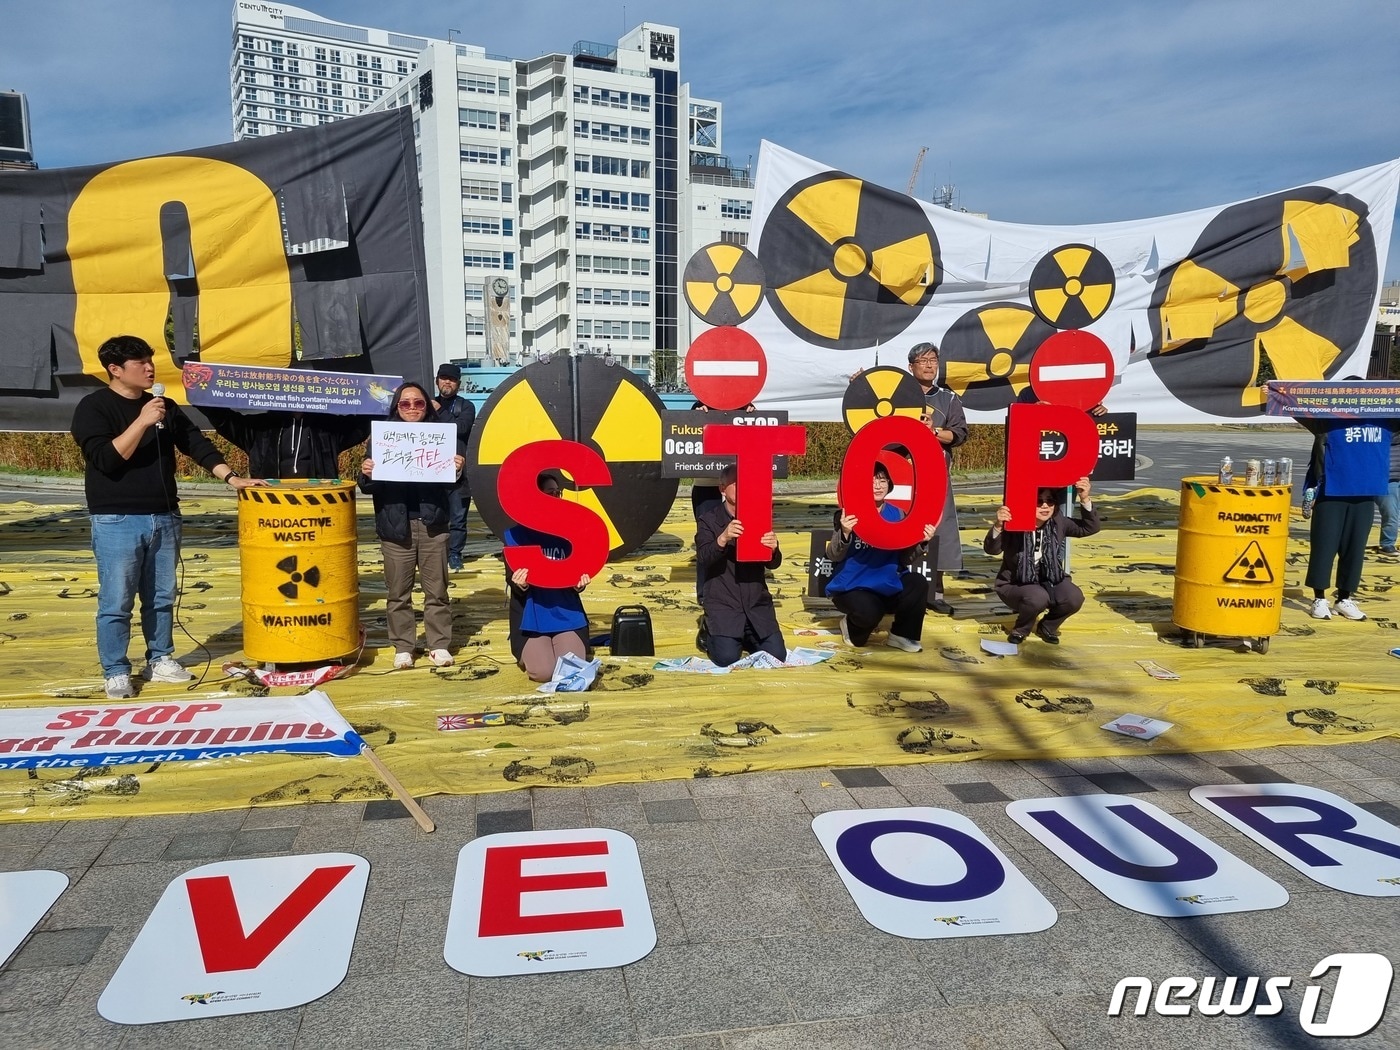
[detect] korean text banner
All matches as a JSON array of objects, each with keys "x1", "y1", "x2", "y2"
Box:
[
  {"x1": 0, "y1": 692, "x2": 364, "y2": 771},
  {"x1": 743, "y1": 142, "x2": 1400, "y2": 423},
  {"x1": 0, "y1": 108, "x2": 431, "y2": 431}
]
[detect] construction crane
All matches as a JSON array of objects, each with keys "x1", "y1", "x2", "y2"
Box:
[{"x1": 907, "y1": 146, "x2": 928, "y2": 195}]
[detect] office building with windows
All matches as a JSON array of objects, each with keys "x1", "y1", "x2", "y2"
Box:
[{"x1": 230, "y1": 6, "x2": 750, "y2": 382}]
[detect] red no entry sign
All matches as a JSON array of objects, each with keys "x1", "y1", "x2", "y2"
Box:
[
  {"x1": 1028, "y1": 330, "x2": 1115, "y2": 409},
  {"x1": 685, "y1": 328, "x2": 768, "y2": 410}
]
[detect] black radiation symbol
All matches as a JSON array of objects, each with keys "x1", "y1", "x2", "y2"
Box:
[
  {"x1": 275, "y1": 555, "x2": 321, "y2": 598},
  {"x1": 759, "y1": 170, "x2": 939, "y2": 350},
  {"x1": 1224, "y1": 541, "x2": 1274, "y2": 584},
  {"x1": 1028, "y1": 243, "x2": 1116, "y2": 330},
  {"x1": 940, "y1": 301, "x2": 1057, "y2": 412},
  {"x1": 683, "y1": 243, "x2": 766, "y2": 326},
  {"x1": 465, "y1": 355, "x2": 679, "y2": 559},
  {"x1": 1148, "y1": 185, "x2": 1377, "y2": 418},
  {"x1": 841, "y1": 366, "x2": 926, "y2": 435}
]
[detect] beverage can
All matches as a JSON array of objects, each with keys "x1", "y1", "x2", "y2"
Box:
[
  {"x1": 1278, "y1": 457, "x2": 1293, "y2": 487},
  {"x1": 1245, "y1": 459, "x2": 1261, "y2": 485},
  {"x1": 1219, "y1": 456, "x2": 1233, "y2": 485},
  {"x1": 1262, "y1": 458, "x2": 1277, "y2": 485}
]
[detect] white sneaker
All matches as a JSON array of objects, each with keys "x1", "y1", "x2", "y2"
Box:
[
  {"x1": 886, "y1": 633, "x2": 923, "y2": 653},
  {"x1": 427, "y1": 648, "x2": 454, "y2": 667},
  {"x1": 105, "y1": 674, "x2": 134, "y2": 699},
  {"x1": 393, "y1": 651, "x2": 414, "y2": 669},
  {"x1": 142, "y1": 656, "x2": 193, "y2": 683},
  {"x1": 1334, "y1": 598, "x2": 1366, "y2": 621},
  {"x1": 1310, "y1": 598, "x2": 1332, "y2": 620},
  {"x1": 838, "y1": 615, "x2": 853, "y2": 646}
]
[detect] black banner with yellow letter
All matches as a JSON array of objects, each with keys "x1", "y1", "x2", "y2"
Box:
[{"x1": 0, "y1": 108, "x2": 430, "y2": 430}]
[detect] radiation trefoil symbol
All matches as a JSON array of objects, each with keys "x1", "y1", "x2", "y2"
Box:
[
  {"x1": 1224, "y1": 542, "x2": 1274, "y2": 584},
  {"x1": 276, "y1": 556, "x2": 321, "y2": 599}
]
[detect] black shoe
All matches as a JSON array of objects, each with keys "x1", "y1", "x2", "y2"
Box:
[
  {"x1": 1034, "y1": 624, "x2": 1061, "y2": 645},
  {"x1": 696, "y1": 615, "x2": 709, "y2": 655},
  {"x1": 929, "y1": 598, "x2": 954, "y2": 616},
  {"x1": 1007, "y1": 631, "x2": 1028, "y2": 645}
]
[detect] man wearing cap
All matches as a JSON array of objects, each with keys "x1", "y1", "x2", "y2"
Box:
[
  {"x1": 433, "y1": 363, "x2": 476, "y2": 571},
  {"x1": 907, "y1": 342, "x2": 967, "y2": 615}
]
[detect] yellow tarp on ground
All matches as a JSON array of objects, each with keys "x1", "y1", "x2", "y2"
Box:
[{"x1": 1, "y1": 487, "x2": 1397, "y2": 821}]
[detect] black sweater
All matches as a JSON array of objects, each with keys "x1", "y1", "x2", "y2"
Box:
[{"x1": 71, "y1": 388, "x2": 226, "y2": 514}]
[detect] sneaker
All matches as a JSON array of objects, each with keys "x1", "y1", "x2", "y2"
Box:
[
  {"x1": 393, "y1": 651, "x2": 415, "y2": 669},
  {"x1": 448, "y1": 557, "x2": 464, "y2": 572},
  {"x1": 427, "y1": 648, "x2": 454, "y2": 667},
  {"x1": 1310, "y1": 598, "x2": 1332, "y2": 620},
  {"x1": 886, "y1": 633, "x2": 923, "y2": 653},
  {"x1": 1334, "y1": 598, "x2": 1366, "y2": 621},
  {"x1": 929, "y1": 598, "x2": 955, "y2": 616},
  {"x1": 1034, "y1": 623, "x2": 1061, "y2": 645},
  {"x1": 142, "y1": 656, "x2": 193, "y2": 683},
  {"x1": 105, "y1": 674, "x2": 134, "y2": 699},
  {"x1": 838, "y1": 614, "x2": 853, "y2": 646},
  {"x1": 1380, "y1": 546, "x2": 1398, "y2": 556}
]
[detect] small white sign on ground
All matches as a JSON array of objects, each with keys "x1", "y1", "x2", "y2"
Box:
[
  {"x1": 1007, "y1": 794, "x2": 1288, "y2": 916},
  {"x1": 811, "y1": 807, "x2": 1058, "y2": 939},
  {"x1": 98, "y1": 853, "x2": 368, "y2": 1024},
  {"x1": 1192, "y1": 782, "x2": 1400, "y2": 896},
  {"x1": 0, "y1": 870, "x2": 69, "y2": 967},
  {"x1": 445, "y1": 828, "x2": 656, "y2": 976}
]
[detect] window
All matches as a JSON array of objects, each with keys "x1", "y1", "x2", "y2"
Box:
[
  {"x1": 631, "y1": 127, "x2": 650, "y2": 145},
  {"x1": 463, "y1": 251, "x2": 502, "y2": 269},
  {"x1": 500, "y1": 147, "x2": 511, "y2": 165},
  {"x1": 572, "y1": 85, "x2": 587, "y2": 104},
  {"x1": 631, "y1": 159, "x2": 650, "y2": 179},
  {"x1": 589, "y1": 87, "x2": 628, "y2": 109},
  {"x1": 270, "y1": 40, "x2": 284, "y2": 55},
  {"x1": 459, "y1": 107, "x2": 497, "y2": 129},
  {"x1": 632, "y1": 321, "x2": 651, "y2": 339},
  {"x1": 243, "y1": 87, "x2": 259, "y2": 101},
  {"x1": 502, "y1": 218, "x2": 513, "y2": 237},
  {"x1": 631, "y1": 226, "x2": 650, "y2": 243},
  {"x1": 242, "y1": 35, "x2": 255, "y2": 49},
  {"x1": 465, "y1": 315, "x2": 486, "y2": 336},
  {"x1": 576, "y1": 255, "x2": 592, "y2": 272},
  {"x1": 242, "y1": 52, "x2": 256, "y2": 67},
  {"x1": 288, "y1": 60, "x2": 300, "y2": 73},
  {"x1": 503, "y1": 251, "x2": 515, "y2": 271},
  {"x1": 245, "y1": 123, "x2": 260, "y2": 136},
  {"x1": 397, "y1": 59, "x2": 409, "y2": 74},
  {"x1": 573, "y1": 120, "x2": 589, "y2": 139},
  {"x1": 587, "y1": 255, "x2": 630, "y2": 274},
  {"x1": 591, "y1": 189, "x2": 628, "y2": 210},
  {"x1": 719, "y1": 230, "x2": 749, "y2": 246},
  {"x1": 273, "y1": 92, "x2": 288, "y2": 106},
  {"x1": 372, "y1": 72, "x2": 384, "y2": 87},
  {"x1": 462, "y1": 179, "x2": 499, "y2": 201},
  {"x1": 574, "y1": 154, "x2": 591, "y2": 173},
  {"x1": 465, "y1": 286, "x2": 485, "y2": 302},
  {"x1": 371, "y1": 56, "x2": 382, "y2": 70},
  {"x1": 499, "y1": 113, "x2": 510, "y2": 132},
  {"x1": 331, "y1": 66, "x2": 342, "y2": 80},
  {"x1": 287, "y1": 43, "x2": 300, "y2": 57},
  {"x1": 274, "y1": 108, "x2": 288, "y2": 122},
  {"x1": 463, "y1": 217, "x2": 502, "y2": 236},
  {"x1": 721, "y1": 198, "x2": 753, "y2": 221},
  {"x1": 332, "y1": 99, "x2": 345, "y2": 113},
  {"x1": 631, "y1": 290, "x2": 650, "y2": 306},
  {"x1": 631, "y1": 193, "x2": 650, "y2": 211},
  {"x1": 331, "y1": 82, "x2": 343, "y2": 97},
  {"x1": 314, "y1": 60, "x2": 328, "y2": 76},
  {"x1": 500, "y1": 182, "x2": 513, "y2": 203},
  {"x1": 272, "y1": 75, "x2": 286, "y2": 89},
  {"x1": 270, "y1": 56, "x2": 285, "y2": 72},
  {"x1": 591, "y1": 122, "x2": 628, "y2": 142},
  {"x1": 315, "y1": 47, "x2": 327, "y2": 60},
  {"x1": 357, "y1": 86, "x2": 370, "y2": 100},
  {"x1": 630, "y1": 92, "x2": 650, "y2": 111},
  {"x1": 499, "y1": 76, "x2": 511, "y2": 94},
  {"x1": 330, "y1": 49, "x2": 341, "y2": 63},
  {"x1": 357, "y1": 70, "x2": 369, "y2": 84},
  {"x1": 460, "y1": 147, "x2": 499, "y2": 165},
  {"x1": 575, "y1": 187, "x2": 589, "y2": 206},
  {"x1": 588, "y1": 155, "x2": 627, "y2": 177},
  {"x1": 461, "y1": 73, "x2": 497, "y2": 94},
  {"x1": 631, "y1": 258, "x2": 650, "y2": 275},
  {"x1": 316, "y1": 97, "x2": 329, "y2": 112},
  {"x1": 356, "y1": 54, "x2": 368, "y2": 67}
]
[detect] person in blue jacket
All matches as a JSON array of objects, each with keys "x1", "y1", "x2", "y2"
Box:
[
  {"x1": 825, "y1": 461, "x2": 935, "y2": 653},
  {"x1": 506, "y1": 471, "x2": 592, "y2": 681}
]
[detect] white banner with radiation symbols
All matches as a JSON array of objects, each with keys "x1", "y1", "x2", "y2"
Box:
[{"x1": 741, "y1": 141, "x2": 1400, "y2": 423}]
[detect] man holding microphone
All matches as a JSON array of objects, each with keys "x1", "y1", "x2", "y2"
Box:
[{"x1": 70, "y1": 335, "x2": 263, "y2": 698}]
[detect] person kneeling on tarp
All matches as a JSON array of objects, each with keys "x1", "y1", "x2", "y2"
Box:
[
  {"x1": 696, "y1": 464, "x2": 786, "y2": 667},
  {"x1": 983, "y1": 477, "x2": 1100, "y2": 645},
  {"x1": 506, "y1": 471, "x2": 592, "y2": 682},
  {"x1": 826, "y1": 461, "x2": 934, "y2": 653}
]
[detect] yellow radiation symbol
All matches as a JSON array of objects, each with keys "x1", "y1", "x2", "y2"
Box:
[
  {"x1": 759, "y1": 171, "x2": 939, "y2": 350},
  {"x1": 1028, "y1": 243, "x2": 1116, "y2": 330},
  {"x1": 940, "y1": 302, "x2": 1056, "y2": 412},
  {"x1": 841, "y1": 366, "x2": 926, "y2": 435},
  {"x1": 1149, "y1": 186, "x2": 1375, "y2": 417},
  {"x1": 467, "y1": 355, "x2": 678, "y2": 557},
  {"x1": 683, "y1": 242, "x2": 766, "y2": 326}
]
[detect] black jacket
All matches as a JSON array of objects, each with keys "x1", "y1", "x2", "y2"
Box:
[
  {"x1": 434, "y1": 392, "x2": 477, "y2": 493},
  {"x1": 984, "y1": 504, "x2": 1100, "y2": 586},
  {"x1": 205, "y1": 408, "x2": 368, "y2": 479},
  {"x1": 695, "y1": 500, "x2": 781, "y2": 638},
  {"x1": 357, "y1": 476, "x2": 452, "y2": 544}
]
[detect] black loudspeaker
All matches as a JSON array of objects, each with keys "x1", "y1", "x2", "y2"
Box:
[{"x1": 611, "y1": 605, "x2": 654, "y2": 656}]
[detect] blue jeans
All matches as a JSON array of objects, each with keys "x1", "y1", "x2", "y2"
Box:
[
  {"x1": 1379, "y1": 480, "x2": 1400, "y2": 550},
  {"x1": 91, "y1": 513, "x2": 181, "y2": 678}
]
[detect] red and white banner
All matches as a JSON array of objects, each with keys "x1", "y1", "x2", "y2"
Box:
[
  {"x1": 0, "y1": 691, "x2": 363, "y2": 771},
  {"x1": 98, "y1": 853, "x2": 369, "y2": 1024}
]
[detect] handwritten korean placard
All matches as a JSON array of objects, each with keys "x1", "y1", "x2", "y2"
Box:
[{"x1": 370, "y1": 421, "x2": 458, "y2": 483}]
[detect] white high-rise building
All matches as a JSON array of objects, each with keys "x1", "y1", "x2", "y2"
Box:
[{"x1": 230, "y1": 6, "x2": 749, "y2": 384}]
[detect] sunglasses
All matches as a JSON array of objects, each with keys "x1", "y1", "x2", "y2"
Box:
[
  {"x1": 398, "y1": 398, "x2": 427, "y2": 408},
  {"x1": 1036, "y1": 497, "x2": 1057, "y2": 506}
]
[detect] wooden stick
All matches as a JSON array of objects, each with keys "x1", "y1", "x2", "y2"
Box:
[{"x1": 359, "y1": 743, "x2": 435, "y2": 833}]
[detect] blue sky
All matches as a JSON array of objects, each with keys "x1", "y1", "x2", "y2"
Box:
[{"x1": 5, "y1": 0, "x2": 1399, "y2": 279}]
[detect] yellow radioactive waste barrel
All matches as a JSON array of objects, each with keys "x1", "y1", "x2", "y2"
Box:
[
  {"x1": 237, "y1": 481, "x2": 360, "y2": 664},
  {"x1": 1173, "y1": 476, "x2": 1290, "y2": 650}
]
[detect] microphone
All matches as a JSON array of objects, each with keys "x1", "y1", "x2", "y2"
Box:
[{"x1": 151, "y1": 383, "x2": 166, "y2": 429}]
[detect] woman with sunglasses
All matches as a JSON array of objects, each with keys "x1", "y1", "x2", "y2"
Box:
[
  {"x1": 358, "y1": 382, "x2": 464, "y2": 669},
  {"x1": 505, "y1": 471, "x2": 592, "y2": 681},
  {"x1": 983, "y1": 477, "x2": 1099, "y2": 645}
]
